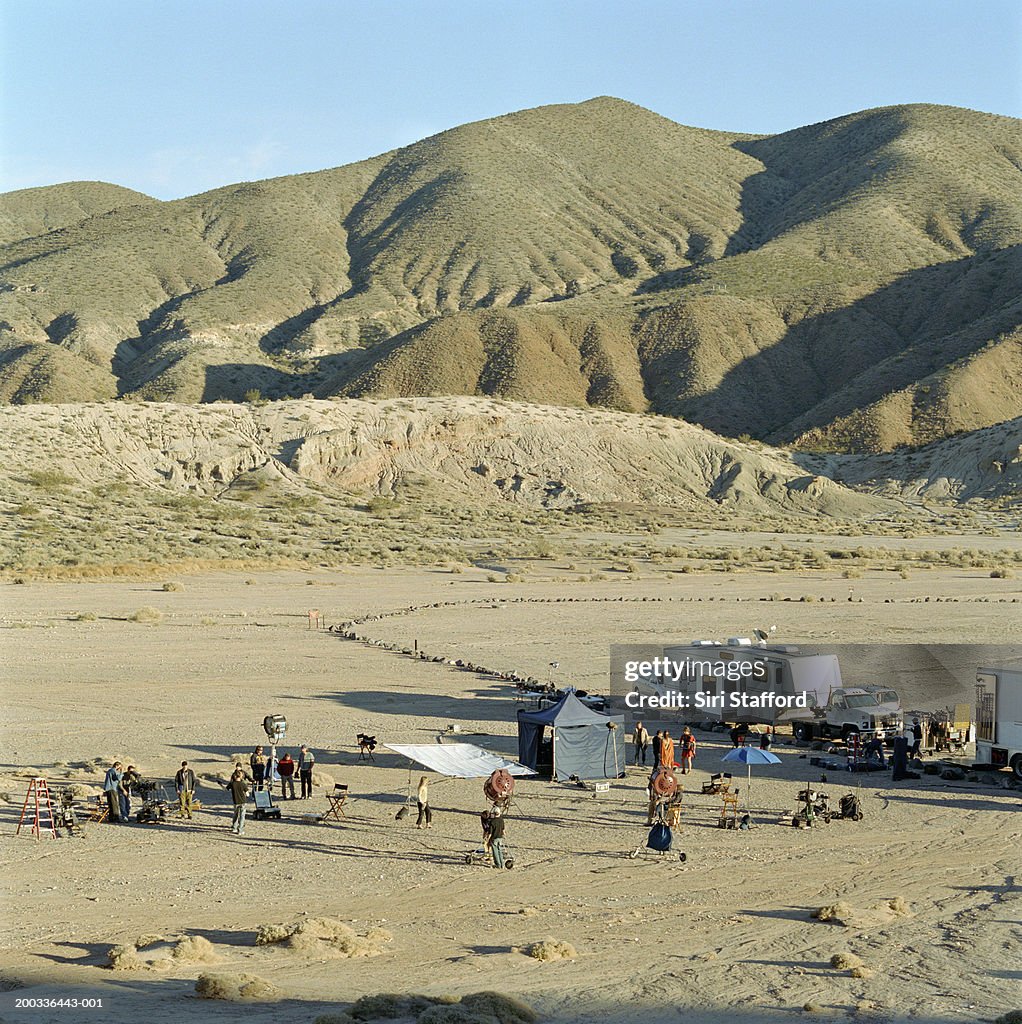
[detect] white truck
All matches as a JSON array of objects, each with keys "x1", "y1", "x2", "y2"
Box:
[
  {"x1": 644, "y1": 640, "x2": 902, "y2": 741},
  {"x1": 975, "y1": 667, "x2": 1022, "y2": 779}
]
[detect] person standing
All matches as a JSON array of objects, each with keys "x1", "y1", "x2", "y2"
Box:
[
  {"x1": 416, "y1": 775, "x2": 432, "y2": 828},
  {"x1": 489, "y1": 809, "x2": 507, "y2": 869},
  {"x1": 660, "y1": 730, "x2": 675, "y2": 769},
  {"x1": 298, "y1": 745, "x2": 315, "y2": 799},
  {"x1": 121, "y1": 765, "x2": 141, "y2": 820},
  {"x1": 679, "y1": 727, "x2": 696, "y2": 774},
  {"x1": 910, "y1": 718, "x2": 923, "y2": 757},
  {"x1": 175, "y1": 760, "x2": 196, "y2": 819},
  {"x1": 633, "y1": 721, "x2": 650, "y2": 766},
  {"x1": 103, "y1": 761, "x2": 123, "y2": 823},
  {"x1": 277, "y1": 751, "x2": 296, "y2": 800},
  {"x1": 250, "y1": 746, "x2": 266, "y2": 791},
  {"x1": 652, "y1": 730, "x2": 663, "y2": 768},
  {"x1": 646, "y1": 767, "x2": 662, "y2": 825},
  {"x1": 759, "y1": 727, "x2": 772, "y2": 752},
  {"x1": 228, "y1": 766, "x2": 249, "y2": 834}
]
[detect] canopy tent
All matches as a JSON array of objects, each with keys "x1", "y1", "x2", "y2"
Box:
[
  {"x1": 383, "y1": 743, "x2": 536, "y2": 779},
  {"x1": 517, "y1": 690, "x2": 626, "y2": 782}
]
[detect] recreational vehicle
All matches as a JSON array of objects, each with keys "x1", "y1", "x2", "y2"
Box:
[{"x1": 975, "y1": 667, "x2": 1022, "y2": 779}]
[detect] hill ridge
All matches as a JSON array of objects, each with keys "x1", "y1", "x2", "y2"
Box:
[{"x1": 1, "y1": 98, "x2": 1020, "y2": 452}]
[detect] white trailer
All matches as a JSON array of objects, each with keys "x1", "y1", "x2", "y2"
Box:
[{"x1": 975, "y1": 667, "x2": 1022, "y2": 779}]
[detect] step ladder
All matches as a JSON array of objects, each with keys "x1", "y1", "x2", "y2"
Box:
[{"x1": 17, "y1": 777, "x2": 57, "y2": 840}]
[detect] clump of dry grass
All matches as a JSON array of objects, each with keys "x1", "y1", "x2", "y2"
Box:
[
  {"x1": 458, "y1": 991, "x2": 537, "y2": 1023},
  {"x1": 106, "y1": 944, "x2": 149, "y2": 971},
  {"x1": 813, "y1": 897, "x2": 912, "y2": 928},
  {"x1": 135, "y1": 934, "x2": 166, "y2": 950},
  {"x1": 850, "y1": 965, "x2": 875, "y2": 979},
  {"x1": 830, "y1": 952, "x2": 862, "y2": 970},
  {"x1": 68, "y1": 783, "x2": 101, "y2": 800},
  {"x1": 255, "y1": 917, "x2": 390, "y2": 958},
  {"x1": 524, "y1": 937, "x2": 576, "y2": 961},
  {"x1": 129, "y1": 605, "x2": 163, "y2": 624},
  {"x1": 339, "y1": 991, "x2": 534, "y2": 1024},
  {"x1": 172, "y1": 935, "x2": 221, "y2": 963},
  {"x1": 161, "y1": 581, "x2": 184, "y2": 591},
  {"x1": 346, "y1": 993, "x2": 451, "y2": 1020},
  {"x1": 886, "y1": 896, "x2": 912, "y2": 917},
  {"x1": 812, "y1": 901, "x2": 857, "y2": 924},
  {"x1": 195, "y1": 972, "x2": 283, "y2": 1002}
]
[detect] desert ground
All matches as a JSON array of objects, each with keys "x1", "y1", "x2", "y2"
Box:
[{"x1": 1, "y1": 559, "x2": 1020, "y2": 1024}]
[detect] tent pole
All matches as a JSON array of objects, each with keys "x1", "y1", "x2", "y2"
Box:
[{"x1": 551, "y1": 728, "x2": 555, "y2": 781}]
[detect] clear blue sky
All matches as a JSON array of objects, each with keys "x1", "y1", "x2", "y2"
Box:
[{"x1": 2, "y1": 0, "x2": 1019, "y2": 199}]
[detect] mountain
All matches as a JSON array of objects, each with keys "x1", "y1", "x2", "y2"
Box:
[{"x1": 1, "y1": 98, "x2": 1020, "y2": 451}]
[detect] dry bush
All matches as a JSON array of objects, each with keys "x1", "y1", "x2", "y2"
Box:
[
  {"x1": 459, "y1": 991, "x2": 537, "y2": 1023},
  {"x1": 850, "y1": 965, "x2": 875, "y2": 979},
  {"x1": 162, "y1": 581, "x2": 184, "y2": 591},
  {"x1": 886, "y1": 896, "x2": 912, "y2": 917},
  {"x1": 135, "y1": 934, "x2": 166, "y2": 950},
  {"x1": 830, "y1": 952, "x2": 863, "y2": 970},
  {"x1": 812, "y1": 901, "x2": 858, "y2": 925},
  {"x1": 106, "y1": 944, "x2": 148, "y2": 971},
  {"x1": 255, "y1": 917, "x2": 389, "y2": 958},
  {"x1": 347, "y1": 993, "x2": 449, "y2": 1020},
  {"x1": 68, "y1": 783, "x2": 101, "y2": 800},
  {"x1": 524, "y1": 937, "x2": 576, "y2": 961},
  {"x1": 129, "y1": 605, "x2": 163, "y2": 624},
  {"x1": 172, "y1": 935, "x2": 221, "y2": 963},
  {"x1": 195, "y1": 972, "x2": 283, "y2": 1002}
]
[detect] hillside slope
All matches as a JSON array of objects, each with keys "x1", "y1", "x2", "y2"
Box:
[{"x1": 2, "y1": 99, "x2": 1020, "y2": 450}]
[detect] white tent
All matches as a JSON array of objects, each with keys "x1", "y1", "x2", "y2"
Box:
[{"x1": 384, "y1": 743, "x2": 536, "y2": 779}]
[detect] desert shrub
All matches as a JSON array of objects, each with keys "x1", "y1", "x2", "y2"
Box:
[
  {"x1": 172, "y1": 935, "x2": 221, "y2": 962},
  {"x1": 129, "y1": 606, "x2": 163, "y2": 624},
  {"x1": 524, "y1": 937, "x2": 576, "y2": 961},
  {"x1": 195, "y1": 972, "x2": 282, "y2": 1002},
  {"x1": 26, "y1": 469, "x2": 75, "y2": 490},
  {"x1": 162, "y1": 581, "x2": 184, "y2": 592},
  {"x1": 831, "y1": 952, "x2": 863, "y2": 970},
  {"x1": 106, "y1": 944, "x2": 148, "y2": 971}
]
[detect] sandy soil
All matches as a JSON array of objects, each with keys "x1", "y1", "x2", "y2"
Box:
[{"x1": 1, "y1": 565, "x2": 1020, "y2": 1024}]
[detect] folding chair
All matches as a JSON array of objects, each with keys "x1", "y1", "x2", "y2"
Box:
[
  {"x1": 324, "y1": 784, "x2": 349, "y2": 822},
  {"x1": 88, "y1": 795, "x2": 109, "y2": 823},
  {"x1": 718, "y1": 790, "x2": 741, "y2": 828},
  {"x1": 702, "y1": 772, "x2": 732, "y2": 795},
  {"x1": 356, "y1": 734, "x2": 377, "y2": 762}
]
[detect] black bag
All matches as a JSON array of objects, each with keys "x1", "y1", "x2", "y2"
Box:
[
  {"x1": 646, "y1": 823, "x2": 673, "y2": 851},
  {"x1": 839, "y1": 794, "x2": 863, "y2": 821}
]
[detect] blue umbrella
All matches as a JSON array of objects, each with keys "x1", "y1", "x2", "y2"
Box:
[{"x1": 721, "y1": 745, "x2": 781, "y2": 811}]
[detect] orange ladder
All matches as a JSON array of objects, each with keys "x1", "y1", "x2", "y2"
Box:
[{"x1": 17, "y1": 777, "x2": 57, "y2": 839}]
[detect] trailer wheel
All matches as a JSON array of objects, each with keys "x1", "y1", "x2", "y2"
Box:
[
  {"x1": 1011, "y1": 755, "x2": 1022, "y2": 782},
  {"x1": 794, "y1": 723, "x2": 812, "y2": 742},
  {"x1": 841, "y1": 725, "x2": 860, "y2": 742}
]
